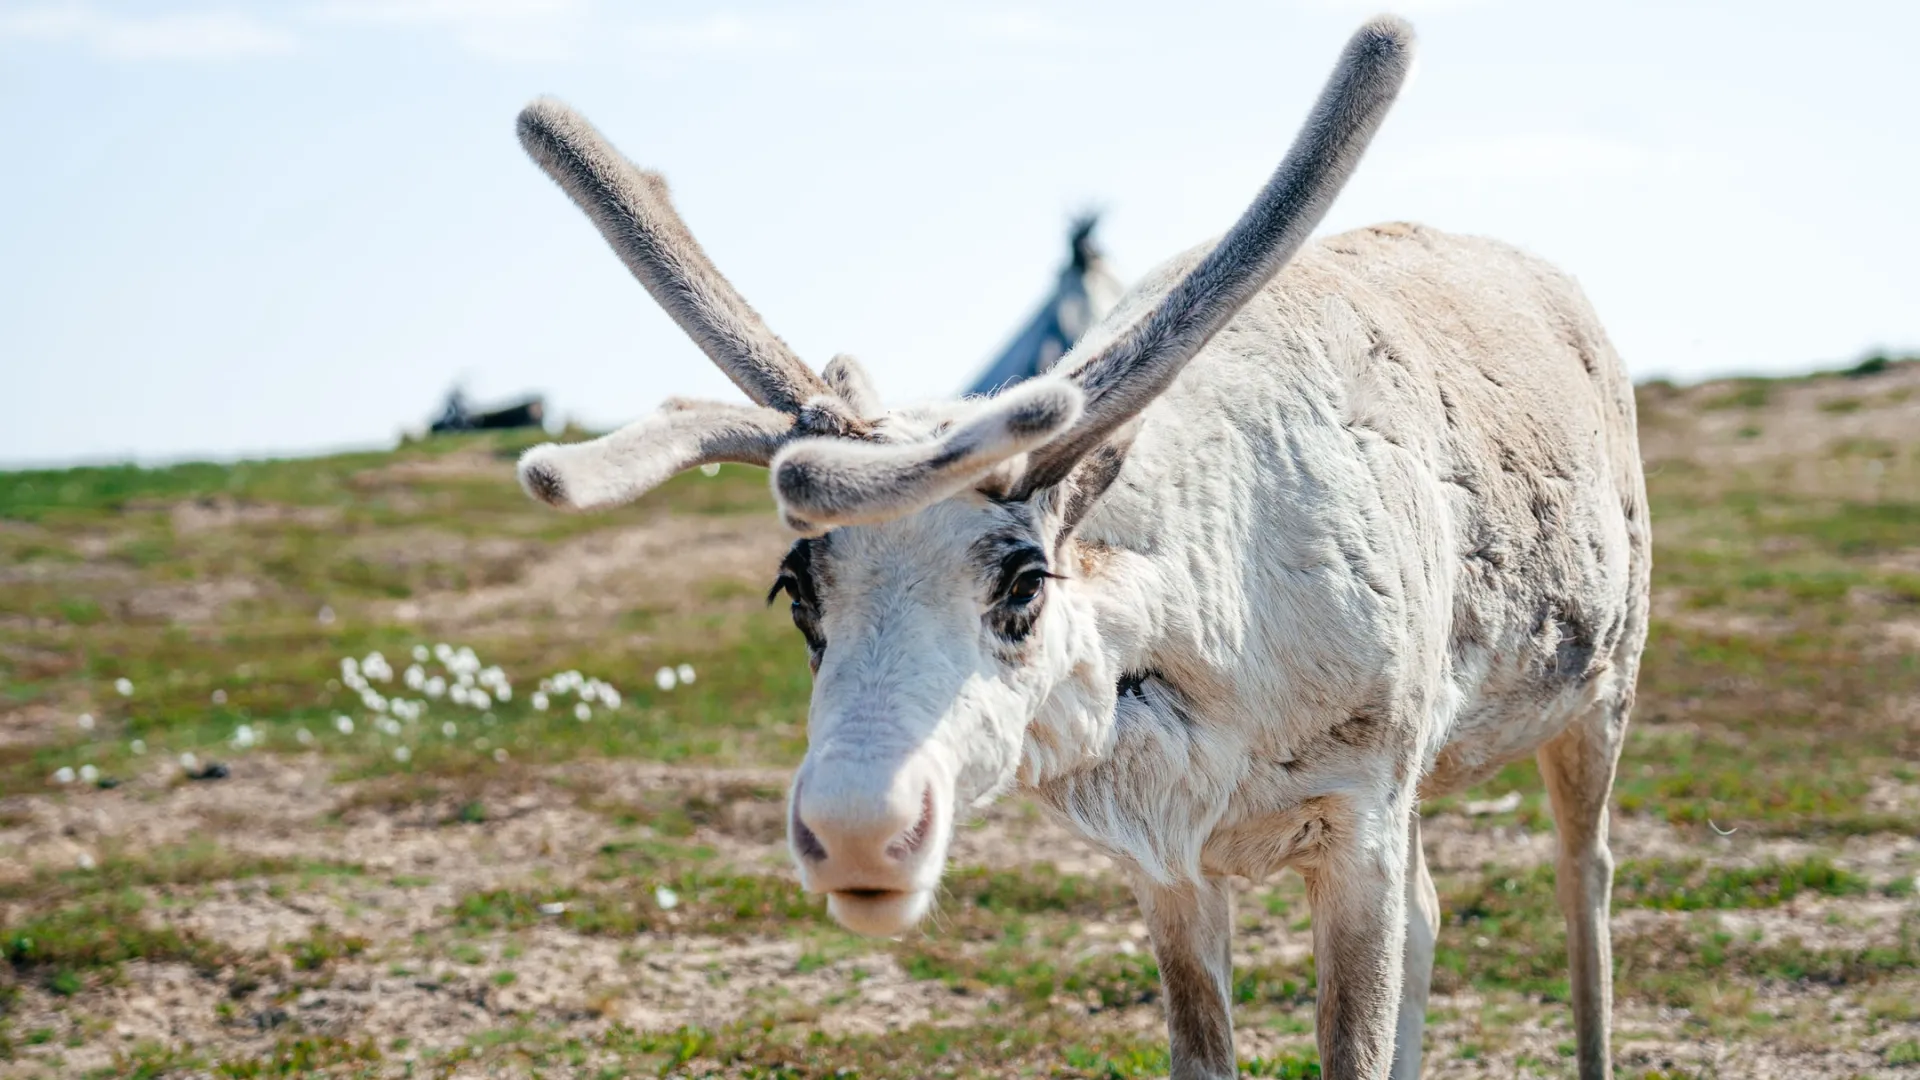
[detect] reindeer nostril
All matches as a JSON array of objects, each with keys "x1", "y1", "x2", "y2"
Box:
[
  {"x1": 885, "y1": 785, "x2": 936, "y2": 861},
  {"x1": 792, "y1": 802, "x2": 828, "y2": 863}
]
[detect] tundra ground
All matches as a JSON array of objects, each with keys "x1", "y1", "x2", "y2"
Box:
[{"x1": 3, "y1": 361, "x2": 1919, "y2": 1078}]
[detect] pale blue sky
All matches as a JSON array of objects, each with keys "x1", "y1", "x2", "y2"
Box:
[{"x1": 3, "y1": 1, "x2": 1916, "y2": 467}]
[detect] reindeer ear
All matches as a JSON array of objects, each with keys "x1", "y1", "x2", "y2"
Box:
[
  {"x1": 1047, "y1": 419, "x2": 1139, "y2": 535},
  {"x1": 821, "y1": 354, "x2": 882, "y2": 419}
]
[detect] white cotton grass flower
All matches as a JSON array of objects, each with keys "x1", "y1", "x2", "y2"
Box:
[
  {"x1": 53, "y1": 766, "x2": 75, "y2": 784},
  {"x1": 441, "y1": 721, "x2": 457, "y2": 738},
  {"x1": 601, "y1": 686, "x2": 621, "y2": 708},
  {"x1": 579, "y1": 682, "x2": 599, "y2": 704},
  {"x1": 360, "y1": 690, "x2": 387, "y2": 712},
  {"x1": 393, "y1": 745, "x2": 412, "y2": 763},
  {"x1": 114, "y1": 678, "x2": 134, "y2": 696},
  {"x1": 296, "y1": 728, "x2": 313, "y2": 746},
  {"x1": 450, "y1": 685, "x2": 470, "y2": 706},
  {"x1": 211, "y1": 689, "x2": 228, "y2": 705},
  {"x1": 492, "y1": 748, "x2": 508, "y2": 763},
  {"x1": 362, "y1": 652, "x2": 393, "y2": 682},
  {"x1": 655, "y1": 667, "x2": 677, "y2": 691},
  {"x1": 77, "y1": 713, "x2": 95, "y2": 731},
  {"x1": 470, "y1": 689, "x2": 491, "y2": 710},
  {"x1": 494, "y1": 685, "x2": 511, "y2": 702},
  {"x1": 531, "y1": 691, "x2": 548, "y2": 711},
  {"x1": 334, "y1": 715, "x2": 355, "y2": 735},
  {"x1": 413, "y1": 644, "x2": 430, "y2": 663},
  {"x1": 404, "y1": 664, "x2": 426, "y2": 691},
  {"x1": 79, "y1": 764, "x2": 99, "y2": 783},
  {"x1": 676, "y1": 664, "x2": 696, "y2": 685},
  {"x1": 179, "y1": 752, "x2": 199, "y2": 771},
  {"x1": 424, "y1": 676, "x2": 446, "y2": 699},
  {"x1": 130, "y1": 738, "x2": 146, "y2": 755},
  {"x1": 574, "y1": 702, "x2": 592, "y2": 722},
  {"x1": 654, "y1": 886, "x2": 679, "y2": 910},
  {"x1": 377, "y1": 717, "x2": 402, "y2": 737},
  {"x1": 231, "y1": 724, "x2": 256, "y2": 749},
  {"x1": 341, "y1": 657, "x2": 359, "y2": 680},
  {"x1": 76, "y1": 851, "x2": 96, "y2": 871}
]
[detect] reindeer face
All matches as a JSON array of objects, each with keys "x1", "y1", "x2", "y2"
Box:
[{"x1": 772, "y1": 496, "x2": 1093, "y2": 935}]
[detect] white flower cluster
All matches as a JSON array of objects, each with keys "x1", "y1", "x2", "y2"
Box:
[
  {"x1": 401, "y1": 643, "x2": 512, "y2": 711},
  {"x1": 338, "y1": 651, "x2": 431, "y2": 722},
  {"x1": 529, "y1": 669, "x2": 623, "y2": 721},
  {"x1": 655, "y1": 663, "x2": 698, "y2": 692}
]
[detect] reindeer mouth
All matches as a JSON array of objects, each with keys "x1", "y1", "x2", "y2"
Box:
[{"x1": 826, "y1": 887, "x2": 934, "y2": 937}]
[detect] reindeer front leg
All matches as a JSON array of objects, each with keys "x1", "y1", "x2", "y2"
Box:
[
  {"x1": 1299, "y1": 791, "x2": 1412, "y2": 1080},
  {"x1": 1135, "y1": 875, "x2": 1237, "y2": 1080}
]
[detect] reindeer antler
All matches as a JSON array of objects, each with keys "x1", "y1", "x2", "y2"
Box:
[
  {"x1": 514, "y1": 101, "x2": 877, "y2": 510},
  {"x1": 517, "y1": 99, "x2": 830, "y2": 415},
  {"x1": 1017, "y1": 15, "x2": 1415, "y2": 492},
  {"x1": 519, "y1": 399, "x2": 795, "y2": 511}
]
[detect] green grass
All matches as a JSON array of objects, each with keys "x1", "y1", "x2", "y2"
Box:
[
  {"x1": 0, "y1": 839, "x2": 359, "y2": 905},
  {"x1": 1698, "y1": 380, "x2": 1774, "y2": 410},
  {"x1": 1433, "y1": 859, "x2": 1919, "y2": 1003},
  {"x1": 1613, "y1": 857, "x2": 1870, "y2": 911},
  {"x1": 1, "y1": 893, "x2": 233, "y2": 989}
]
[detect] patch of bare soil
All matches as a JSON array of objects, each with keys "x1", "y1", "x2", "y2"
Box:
[
  {"x1": 1638, "y1": 362, "x2": 1920, "y2": 482},
  {"x1": 389, "y1": 513, "x2": 789, "y2": 631},
  {"x1": 356, "y1": 448, "x2": 512, "y2": 486},
  {"x1": 1611, "y1": 893, "x2": 1915, "y2": 954},
  {"x1": 0, "y1": 701, "x2": 78, "y2": 751},
  {"x1": 1419, "y1": 808, "x2": 1920, "y2": 878},
  {"x1": 166, "y1": 498, "x2": 342, "y2": 535},
  {"x1": 122, "y1": 577, "x2": 263, "y2": 624},
  {"x1": 0, "y1": 560, "x2": 138, "y2": 587}
]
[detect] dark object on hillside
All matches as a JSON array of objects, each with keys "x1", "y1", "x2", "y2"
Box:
[
  {"x1": 965, "y1": 216, "x2": 1126, "y2": 397},
  {"x1": 1844, "y1": 352, "x2": 1916, "y2": 379},
  {"x1": 429, "y1": 388, "x2": 547, "y2": 434},
  {"x1": 188, "y1": 761, "x2": 230, "y2": 781}
]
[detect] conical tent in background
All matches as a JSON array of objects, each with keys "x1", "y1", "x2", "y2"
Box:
[{"x1": 964, "y1": 216, "x2": 1125, "y2": 397}]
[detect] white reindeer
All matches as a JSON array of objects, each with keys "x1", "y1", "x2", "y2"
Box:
[{"x1": 513, "y1": 16, "x2": 1648, "y2": 1079}]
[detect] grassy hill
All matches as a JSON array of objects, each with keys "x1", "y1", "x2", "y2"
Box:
[{"x1": 1, "y1": 361, "x2": 1917, "y2": 1077}]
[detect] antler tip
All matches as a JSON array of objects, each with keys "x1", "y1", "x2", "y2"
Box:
[
  {"x1": 997, "y1": 379, "x2": 1085, "y2": 440},
  {"x1": 517, "y1": 445, "x2": 572, "y2": 508},
  {"x1": 1353, "y1": 13, "x2": 1415, "y2": 54}
]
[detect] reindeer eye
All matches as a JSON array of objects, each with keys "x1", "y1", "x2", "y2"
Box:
[{"x1": 1006, "y1": 568, "x2": 1047, "y2": 605}]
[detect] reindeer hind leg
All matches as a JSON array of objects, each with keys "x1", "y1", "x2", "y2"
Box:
[{"x1": 1537, "y1": 689, "x2": 1632, "y2": 1080}]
